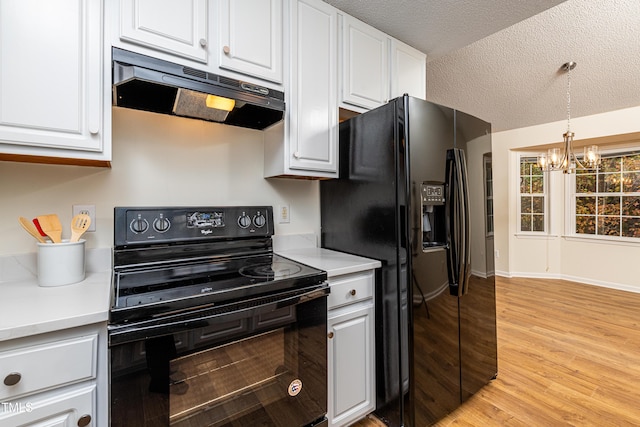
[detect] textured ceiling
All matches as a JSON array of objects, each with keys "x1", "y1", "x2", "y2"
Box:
[{"x1": 323, "y1": 0, "x2": 640, "y2": 132}]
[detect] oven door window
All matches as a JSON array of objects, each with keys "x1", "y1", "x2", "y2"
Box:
[{"x1": 110, "y1": 296, "x2": 327, "y2": 427}]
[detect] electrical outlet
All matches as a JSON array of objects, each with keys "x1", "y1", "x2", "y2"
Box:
[
  {"x1": 73, "y1": 205, "x2": 96, "y2": 232},
  {"x1": 278, "y1": 204, "x2": 290, "y2": 224}
]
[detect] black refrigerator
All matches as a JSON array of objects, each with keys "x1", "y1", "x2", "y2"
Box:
[{"x1": 320, "y1": 95, "x2": 497, "y2": 426}]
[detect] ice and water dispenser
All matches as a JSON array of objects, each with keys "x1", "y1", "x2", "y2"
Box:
[{"x1": 421, "y1": 181, "x2": 446, "y2": 251}]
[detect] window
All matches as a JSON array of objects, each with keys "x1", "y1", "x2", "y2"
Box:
[
  {"x1": 519, "y1": 156, "x2": 546, "y2": 232},
  {"x1": 574, "y1": 151, "x2": 640, "y2": 239},
  {"x1": 484, "y1": 154, "x2": 494, "y2": 236}
]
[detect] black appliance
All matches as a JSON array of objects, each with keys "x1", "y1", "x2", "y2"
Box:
[
  {"x1": 109, "y1": 206, "x2": 329, "y2": 427},
  {"x1": 112, "y1": 48, "x2": 285, "y2": 130},
  {"x1": 320, "y1": 96, "x2": 498, "y2": 426}
]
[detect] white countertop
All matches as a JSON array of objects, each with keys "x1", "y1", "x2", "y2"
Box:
[
  {"x1": 0, "y1": 271, "x2": 111, "y2": 342},
  {"x1": 277, "y1": 247, "x2": 381, "y2": 277}
]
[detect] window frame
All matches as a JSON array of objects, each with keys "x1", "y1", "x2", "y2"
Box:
[
  {"x1": 517, "y1": 154, "x2": 549, "y2": 234},
  {"x1": 568, "y1": 148, "x2": 640, "y2": 243}
]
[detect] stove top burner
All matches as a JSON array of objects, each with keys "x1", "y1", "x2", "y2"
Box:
[
  {"x1": 239, "y1": 261, "x2": 303, "y2": 279},
  {"x1": 111, "y1": 207, "x2": 327, "y2": 325}
]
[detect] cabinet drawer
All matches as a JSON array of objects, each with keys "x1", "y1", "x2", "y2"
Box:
[
  {"x1": 328, "y1": 271, "x2": 374, "y2": 309},
  {"x1": 0, "y1": 335, "x2": 97, "y2": 400}
]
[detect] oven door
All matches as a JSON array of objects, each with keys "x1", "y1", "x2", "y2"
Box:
[{"x1": 109, "y1": 284, "x2": 329, "y2": 427}]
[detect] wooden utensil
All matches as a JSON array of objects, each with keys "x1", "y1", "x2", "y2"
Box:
[
  {"x1": 36, "y1": 214, "x2": 63, "y2": 243},
  {"x1": 70, "y1": 214, "x2": 91, "y2": 242},
  {"x1": 32, "y1": 218, "x2": 47, "y2": 237},
  {"x1": 18, "y1": 217, "x2": 46, "y2": 243}
]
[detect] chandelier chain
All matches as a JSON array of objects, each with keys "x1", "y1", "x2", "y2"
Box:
[{"x1": 566, "y1": 63, "x2": 571, "y2": 133}]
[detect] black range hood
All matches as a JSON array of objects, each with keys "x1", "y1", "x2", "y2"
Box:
[{"x1": 112, "y1": 47, "x2": 285, "y2": 130}]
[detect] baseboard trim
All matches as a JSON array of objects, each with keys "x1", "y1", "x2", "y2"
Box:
[{"x1": 502, "y1": 271, "x2": 640, "y2": 294}]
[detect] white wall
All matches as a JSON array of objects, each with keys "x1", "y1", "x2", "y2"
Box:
[
  {"x1": 492, "y1": 105, "x2": 640, "y2": 292},
  {"x1": 0, "y1": 108, "x2": 320, "y2": 256}
]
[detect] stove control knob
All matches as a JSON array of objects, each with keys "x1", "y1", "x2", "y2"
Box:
[
  {"x1": 253, "y1": 212, "x2": 266, "y2": 228},
  {"x1": 238, "y1": 212, "x2": 251, "y2": 229},
  {"x1": 153, "y1": 214, "x2": 171, "y2": 233},
  {"x1": 130, "y1": 214, "x2": 149, "y2": 234}
]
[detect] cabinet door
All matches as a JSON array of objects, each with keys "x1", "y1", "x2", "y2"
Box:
[
  {"x1": 120, "y1": 0, "x2": 208, "y2": 63},
  {"x1": 289, "y1": 0, "x2": 338, "y2": 173},
  {"x1": 327, "y1": 304, "x2": 375, "y2": 427},
  {"x1": 219, "y1": 0, "x2": 283, "y2": 83},
  {"x1": 0, "y1": 0, "x2": 104, "y2": 157},
  {"x1": 390, "y1": 39, "x2": 426, "y2": 100},
  {"x1": 340, "y1": 14, "x2": 389, "y2": 110},
  {"x1": 0, "y1": 385, "x2": 95, "y2": 427}
]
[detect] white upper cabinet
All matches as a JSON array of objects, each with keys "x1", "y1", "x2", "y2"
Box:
[
  {"x1": 218, "y1": 0, "x2": 283, "y2": 83},
  {"x1": 339, "y1": 14, "x2": 389, "y2": 110},
  {"x1": 120, "y1": 0, "x2": 209, "y2": 63},
  {"x1": 0, "y1": 0, "x2": 110, "y2": 165},
  {"x1": 390, "y1": 38, "x2": 426, "y2": 100},
  {"x1": 264, "y1": 0, "x2": 338, "y2": 178}
]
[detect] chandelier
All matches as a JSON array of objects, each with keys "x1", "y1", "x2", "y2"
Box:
[{"x1": 537, "y1": 62, "x2": 600, "y2": 173}]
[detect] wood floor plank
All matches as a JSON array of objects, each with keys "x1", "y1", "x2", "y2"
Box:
[{"x1": 352, "y1": 277, "x2": 640, "y2": 426}]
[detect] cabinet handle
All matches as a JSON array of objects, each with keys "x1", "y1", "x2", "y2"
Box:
[
  {"x1": 199, "y1": 38, "x2": 207, "y2": 48},
  {"x1": 350, "y1": 289, "x2": 357, "y2": 296},
  {"x1": 293, "y1": 151, "x2": 301, "y2": 159},
  {"x1": 77, "y1": 414, "x2": 92, "y2": 427},
  {"x1": 327, "y1": 332, "x2": 334, "y2": 339},
  {"x1": 3, "y1": 372, "x2": 21, "y2": 386},
  {"x1": 223, "y1": 45, "x2": 231, "y2": 54}
]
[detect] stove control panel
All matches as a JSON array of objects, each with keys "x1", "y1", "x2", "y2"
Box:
[{"x1": 114, "y1": 206, "x2": 273, "y2": 247}]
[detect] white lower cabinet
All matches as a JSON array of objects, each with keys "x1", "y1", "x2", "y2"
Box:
[
  {"x1": 327, "y1": 271, "x2": 375, "y2": 427},
  {"x1": 0, "y1": 324, "x2": 106, "y2": 427}
]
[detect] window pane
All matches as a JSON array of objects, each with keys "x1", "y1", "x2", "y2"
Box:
[
  {"x1": 598, "y1": 173, "x2": 621, "y2": 192},
  {"x1": 532, "y1": 215, "x2": 544, "y2": 232},
  {"x1": 622, "y1": 217, "x2": 640, "y2": 238},
  {"x1": 622, "y1": 154, "x2": 640, "y2": 171},
  {"x1": 598, "y1": 216, "x2": 620, "y2": 236},
  {"x1": 531, "y1": 176, "x2": 544, "y2": 193},
  {"x1": 521, "y1": 215, "x2": 531, "y2": 231},
  {"x1": 532, "y1": 196, "x2": 544, "y2": 213},
  {"x1": 622, "y1": 172, "x2": 640, "y2": 192},
  {"x1": 622, "y1": 196, "x2": 640, "y2": 216},
  {"x1": 598, "y1": 196, "x2": 620, "y2": 216},
  {"x1": 576, "y1": 216, "x2": 595, "y2": 234},
  {"x1": 576, "y1": 174, "x2": 596, "y2": 193},
  {"x1": 521, "y1": 197, "x2": 532, "y2": 213},
  {"x1": 486, "y1": 200, "x2": 493, "y2": 215},
  {"x1": 600, "y1": 157, "x2": 621, "y2": 173},
  {"x1": 520, "y1": 176, "x2": 531, "y2": 194},
  {"x1": 576, "y1": 196, "x2": 596, "y2": 215}
]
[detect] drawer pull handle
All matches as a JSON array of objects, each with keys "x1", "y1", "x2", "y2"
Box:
[
  {"x1": 327, "y1": 332, "x2": 334, "y2": 339},
  {"x1": 3, "y1": 372, "x2": 21, "y2": 386},
  {"x1": 350, "y1": 289, "x2": 357, "y2": 296},
  {"x1": 223, "y1": 45, "x2": 231, "y2": 54},
  {"x1": 78, "y1": 414, "x2": 92, "y2": 427},
  {"x1": 200, "y1": 38, "x2": 208, "y2": 48}
]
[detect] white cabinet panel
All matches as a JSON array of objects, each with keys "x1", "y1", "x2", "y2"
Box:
[
  {"x1": 120, "y1": 0, "x2": 208, "y2": 62},
  {"x1": 219, "y1": 0, "x2": 283, "y2": 83},
  {"x1": 0, "y1": 385, "x2": 95, "y2": 427},
  {"x1": 289, "y1": 0, "x2": 338, "y2": 172},
  {"x1": 340, "y1": 14, "x2": 389, "y2": 110},
  {"x1": 264, "y1": 0, "x2": 338, "y2": 178},
  {"x1": 391, "y1": 39, "x2": 426, "y2": 100},
  {"x1": 0, "y1": 0, "x2": 108, "y2": 162},
  {"x1": 0, "y1": 335, "x2": 97, "y2": 401},
  {"x1": 328, "y1": 303, "x2": 375, "y2": 427}
]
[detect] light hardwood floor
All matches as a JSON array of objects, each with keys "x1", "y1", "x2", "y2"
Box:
[{"x1": 353, "y1": 276, "x2": 640, "y2": 426}]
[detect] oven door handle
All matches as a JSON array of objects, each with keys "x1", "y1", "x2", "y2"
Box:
[{"x1": 108, "y1": 283, "x2": 329, "y2": 346}]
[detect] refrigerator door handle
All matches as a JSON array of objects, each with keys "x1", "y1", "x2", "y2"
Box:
[
  {"x1": 445, "y1": 150, "x2": 459, "y2": 293},
  {"x1": 445, "y1": 148, "x2": 471, "y2": 297},
  {"x1": 456, "y1": 148, "x2": 471, "y2": 296}
]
